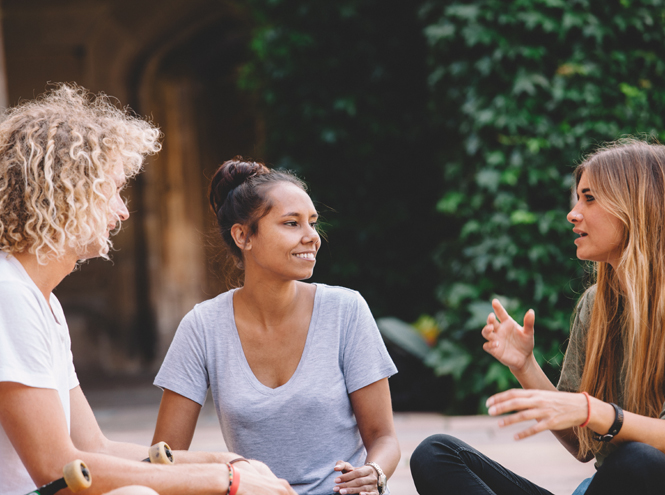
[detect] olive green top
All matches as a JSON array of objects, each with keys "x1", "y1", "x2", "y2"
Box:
[{"x1": 556, "y1": 284, "x2": 665, "y2": 466}]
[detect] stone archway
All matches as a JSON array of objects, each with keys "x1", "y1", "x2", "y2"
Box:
[{"x1": 134, "y1": 17, "x2": 263, "y2": 363}]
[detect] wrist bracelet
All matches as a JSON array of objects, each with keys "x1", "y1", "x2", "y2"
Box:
[
  {"x1": 226, "y1": 462, "x2": 240, "y2": 495},
  {"x1": 579, "y1": 392, "x2": 591, "y2": 428},
  {"x1": 593, "y1": 402, "x2": 624, "y2": 442}
]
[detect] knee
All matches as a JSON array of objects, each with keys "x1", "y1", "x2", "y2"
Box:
[
  {"x1": 602, "y1": 442, "x2": 665, "y2": 479},
  {"x1": 410, "y1": 434, "x2": 463, "y2": 476},
  {"x1": 103, "y1": 486, "x2": 159, "y2": 495}
]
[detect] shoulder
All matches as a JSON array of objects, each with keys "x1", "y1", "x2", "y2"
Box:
[
  {"x1": 179, "y1": 290, "x2": 233, "y2": 329},
  {"x1": 576, "y1": 285, "x2": 597, "y2": 322},
  {"x1": 314, "y1": 283, "x2": 364, "y2": 306},
  {"x1": 0, "y1": 279, "x2": 44, "y2": 315}
]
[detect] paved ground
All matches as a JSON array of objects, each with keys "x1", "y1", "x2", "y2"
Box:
[{"x1": 86, "y1": 384, "x2": 595, "y2": 495}]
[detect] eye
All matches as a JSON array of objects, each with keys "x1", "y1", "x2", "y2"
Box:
[
  {"x1": 310, "y1": 221, "x2": 318, "y2": 228},
  {"x1": 584, "y1": 194, "x2": 595, "y2": 202},
  {"x1": 284, "y1": 221, "x2": 298, "y2": 227}
]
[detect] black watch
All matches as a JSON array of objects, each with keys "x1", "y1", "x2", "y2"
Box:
[{"x1": 593, "y1": 402, "x2": 624, "y2": 442}]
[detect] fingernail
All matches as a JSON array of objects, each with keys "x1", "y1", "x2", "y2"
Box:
[
  {"x1": 340, "y1": 490, "x2": 347, "y2": 495},
  {"x1": 486, "y1": 397, "x2": 494, "y2": 407},
  {"x1": 488, "y1": 406, "x2": 496, "y2": 415},
  {"x1": 335, "y1": 478, "x2": 341, "y2": 483}
]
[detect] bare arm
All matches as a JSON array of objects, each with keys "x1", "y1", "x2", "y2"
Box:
[
  {"x1": 482, "y1": 299, "x2": 588, "y2": 461},
  {"x1": 487, "y1": 388, "x2": 665, "y2": 457},
  {"x1": 334, "y1": 378, "x2": 401, "y2": 495},
  {"x1": 152, "y1": 388, "x2": 243, "y2": 464},
  {"x1": 0, "y1": 382, "x2": 295, "y2": 495}
]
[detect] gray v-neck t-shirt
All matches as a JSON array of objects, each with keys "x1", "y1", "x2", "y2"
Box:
[{"x1": 154, "y1": 283, "x2": 397, "y2": 495}]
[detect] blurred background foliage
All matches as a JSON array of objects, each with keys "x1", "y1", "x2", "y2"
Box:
[{"x1": 239, "y1": 0, "x2": 665, "y2": 413}]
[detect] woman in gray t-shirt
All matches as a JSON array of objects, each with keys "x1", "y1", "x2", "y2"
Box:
[{"x1": 152, "y1": 157, "x2": 399, "y2": 495}]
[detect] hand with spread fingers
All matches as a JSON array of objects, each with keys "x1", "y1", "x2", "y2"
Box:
[
  {"x1": 481, "y1": 299, "x2": 536, "y2": 373},
  {"x1": 332, "y1": 461, "x2": 379, "y2": 495},
  {"x1": 486, "y1": 388, "x2": 589, "y2": 440}
]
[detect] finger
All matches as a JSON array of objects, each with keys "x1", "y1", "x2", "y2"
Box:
[
  {"x1": 481, "y1": 323, "x2": 495, "y2": 340},
  {"x1": 335, "y1": 466, "x2": 375, "y2": 483},
  {"x1": 486, "y1": 388, "x2": 531, "y2": 407},
  {"x1": 489, "y1": 397, "x2": 541, "y2": 416},
  {"x1": 523, "y1": 309, "x2": 535, "y2": 336},
  {"x1": 491, "y1": 299, "x2": 511, "y2": 322},
  {"x1": 513, "y1": 418, "x2": 554, "y2": 440},
  {"x1": 497, "y1": 408, "x2": 545, "y2": 427},
  {"x1": 334, "y1": 461, "x2": 354, "y2": 473},
  {"x1": 482, "y1": 341, "x2": 499, "y2": 354}
]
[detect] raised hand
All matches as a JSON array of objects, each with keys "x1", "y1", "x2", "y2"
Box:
[
  {"x1": 332, "y1": 461, "x2": 379, "y2": 495},
  {"x1": 481, "y1": 299, "x2": 535, "y2": 373}
]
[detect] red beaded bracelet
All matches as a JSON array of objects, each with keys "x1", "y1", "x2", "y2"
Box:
[
  {"x1": 226, "y1": 462, "x2": 240, "y2": 495},
  {"x1": 580, "y1": 391, "x2": 591, "y2": 428}
]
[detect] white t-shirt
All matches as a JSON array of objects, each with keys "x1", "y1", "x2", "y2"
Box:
[
  {"x1": 154, "y1": 284, "x2": 397, "y2": 495},
  {"x1": 0, "y1": 252, "x2": 79, "y2": 495}
]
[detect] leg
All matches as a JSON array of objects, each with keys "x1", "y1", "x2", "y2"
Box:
[
  {"x1": 409, "y1": 434, "x2": 553, "y2": 495},
  {"x1": 586, "y1": 442, "x2": 665, "y2": 495}
]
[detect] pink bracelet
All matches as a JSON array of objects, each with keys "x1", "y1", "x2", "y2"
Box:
[
  {"x1": 580, "y1": 391, "x2": 591, "y2": 428},
  {"x1": 226, "y1": 462, "x2": 240, "y2": 495}
]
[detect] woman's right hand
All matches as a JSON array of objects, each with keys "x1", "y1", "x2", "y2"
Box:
[{"x1": 481, "y1": 299, "x2": 535, "y2": 373}]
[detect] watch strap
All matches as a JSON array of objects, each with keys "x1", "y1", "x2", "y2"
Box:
[
  {"x1": 593, "y1": 402, "x2": 624, "y2": 442},
  {"x1": 365, "y1": 461, "x2": 387, "y2": 494}
]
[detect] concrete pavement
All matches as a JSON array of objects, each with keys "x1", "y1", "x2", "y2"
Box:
[{"x1": 86, "y1": 383, "x2": 595, "y2": 495}]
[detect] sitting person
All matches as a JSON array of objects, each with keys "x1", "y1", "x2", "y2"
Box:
[
  {"x1": 152, "y1": 157, "x2": 400, "y2": 495},
  {"x1": 0, "y1": 84, "x2": 295, "y2": 495},
  {"x1": 410, "y1": 139, "x2": 665, "y2": 495}
]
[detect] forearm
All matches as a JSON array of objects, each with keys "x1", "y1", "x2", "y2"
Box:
[
  {"x1": 511, "y1": 355, "x2": 587, "y2": 459},
  {"x1": 589, "y1": 400, "x2": 665, "y2": 454},
  {"x1": 511, "y1": 353, "x2": 557, "y2": 392},
  {"x1": 56, "y1": 451, "x2": 229, "y2": 495},
  {"x1": 365, "y1": 435, "x2": 401, "y2": 479}
]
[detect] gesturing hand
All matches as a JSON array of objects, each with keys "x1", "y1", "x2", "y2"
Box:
[
  {"x1": 481, "y1": 299, "x2": 535, "y2": 373},
  {"x1": 333, "y1": 461, "x2": 379, "y2": 495},
  {"x1": 486, "y1": 389, "x2": 589, "y2": 440}
]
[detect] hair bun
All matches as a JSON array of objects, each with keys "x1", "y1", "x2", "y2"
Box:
[{"x1": 209, "y1": 156, "x2": 268, "y2": 214}]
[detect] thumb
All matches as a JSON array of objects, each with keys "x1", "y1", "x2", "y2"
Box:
[{"x1": 523, "y1": 309, "x2": 535, "y2": 336}]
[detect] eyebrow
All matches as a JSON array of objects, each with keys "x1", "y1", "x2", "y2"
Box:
[{"x1": 281, "y1": 212, "x2": 318, "y2": 218}]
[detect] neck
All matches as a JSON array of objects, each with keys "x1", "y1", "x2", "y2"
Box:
[
  {"x1": 236, "y1": 271, "x2": 302, "y2": 327},
  {"x1": 13, "y1": 251, "x2": 77, "y2": 303}
]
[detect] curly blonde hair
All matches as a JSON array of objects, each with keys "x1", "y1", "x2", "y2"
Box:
[{"x1": 0, "y1": 84, "x2": 161, "y2": 263}]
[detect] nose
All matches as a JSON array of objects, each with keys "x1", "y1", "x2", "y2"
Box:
[
  {"x1": 567, "y1": 206, "x2": 582, "y2": 224},
  {"x1": 303, "y1": 224, "x2": 320, "y2": 245},
  {"x1": 114, "y1": 196, "x2": 130, "y2": 222}
]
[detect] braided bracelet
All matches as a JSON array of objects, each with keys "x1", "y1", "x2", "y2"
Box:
[{"x1": 226, "y1": 462, "x2": 240, "y2": 495}]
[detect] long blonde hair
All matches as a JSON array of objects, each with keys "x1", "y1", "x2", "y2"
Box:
[
  {"x1": 575, "y1": 139, "x2": 665, "y2": 458},
  {"x1": 0, "y1": 84, "x2": 161, "y2": 263}
]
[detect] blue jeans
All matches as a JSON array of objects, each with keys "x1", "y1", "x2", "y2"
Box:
[{"x1": 410, "y1": 434, "x2": 665, "y2": 495}]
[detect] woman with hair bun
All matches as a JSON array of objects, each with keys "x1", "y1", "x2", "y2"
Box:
[
  {"x1": 410, "y1": 139, "x2": 665, "y2": 495},
  {"x1": 153, "y1": 157, "x2": 400, "y2": 495}
]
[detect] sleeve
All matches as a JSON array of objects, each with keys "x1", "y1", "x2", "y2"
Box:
[
  {"x1": 342, "y1": 291, "x2": 398, "y2": 394},
  {"x1": 153, "y1": 308, "x2": 210, "y2": 406},
  {"x1": 557, "y1": 286, "x2": 596, "y2": 393},
  {"x1": 0, "y1": 284, "x2": 58, "y2": 390}
]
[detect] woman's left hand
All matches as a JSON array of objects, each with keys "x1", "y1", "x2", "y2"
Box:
[
  {"x1": 332, "y1": 461, "x2": 379, "y2": 495},
  {"x1": 486, "y1": 389, "x2": 589, "y2": 440}
]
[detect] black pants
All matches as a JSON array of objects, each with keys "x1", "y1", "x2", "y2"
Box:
[{"x1": 410, "y1": 434, "x2": 665, "y2": 495}]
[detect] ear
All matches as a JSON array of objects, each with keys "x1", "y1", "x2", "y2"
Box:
[{"x1": 230, "y1": 223, "x2": 252, "y2": 251}]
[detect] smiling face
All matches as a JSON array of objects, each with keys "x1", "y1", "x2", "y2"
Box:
[
  {"x1": 567, "y1": 171, "x2": 625, "y2": 268},
  {"x1": 239, "y1": 182, "x2": 320, "y2": 281}
]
